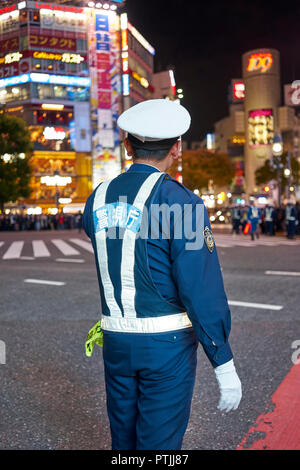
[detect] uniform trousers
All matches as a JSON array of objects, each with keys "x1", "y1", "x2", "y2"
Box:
[{"x1": 102, "y1": 327, "x2": 198, "y2": 450}]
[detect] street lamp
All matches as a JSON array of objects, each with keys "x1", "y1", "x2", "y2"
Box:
[{"x1": 271, "y1": 133, "x2": 283, "y2": 206}]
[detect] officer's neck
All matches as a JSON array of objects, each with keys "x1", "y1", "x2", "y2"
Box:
[{"x1": 132, "y1": 158, "x2": 171, "y2": 172}]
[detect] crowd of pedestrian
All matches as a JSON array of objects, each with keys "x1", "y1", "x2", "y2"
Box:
[
  {"x1": 230, "y1": 201, "x2": 300, "y2": 239},
  {"x1": 0, "y1": 211, "x2": 83, "y2": 232}
]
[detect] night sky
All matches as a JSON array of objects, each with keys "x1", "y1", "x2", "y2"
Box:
[{"x1": 121, "y1": 0, "x2": 300, "y2": 142}]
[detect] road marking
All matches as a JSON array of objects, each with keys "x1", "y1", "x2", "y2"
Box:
[
  {"x1": 32, "y1": 240, "x2": 50, "y2": 257},
  {"x1": 24, "y1": 279, "x2": 65, "y2": 286},
  {"x1": 2, "y1": 241, "x2": 24, "y2": 259},
  {"x1": 55, "y1": 258, "x2": 85, "y2": 263},
  {"x1": 20, "y1": 256, "x2": 35, "y2": 260},
  {"x1": 237, "y1": 363, "x2": 300, "y2": 450},
  {"x1": 228, "y1": 300, "x2": 283, "y2": 311},
  {"x1": 51, "y1": 239, "x2": 80, "y2": 256},
  {"x1": 213, "y1": 234, "x2": 300, "y2": 249},
  {"x1": 0, "y1": 242, "x2": 4, "y2": 247},
  {"x1": 265, "y1": 270, "x2": 300, "y2": 277},
  {"x1": 70, "y1": 238, "x2": 93, "y2": 253}
]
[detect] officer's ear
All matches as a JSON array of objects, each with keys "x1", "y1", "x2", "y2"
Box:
[
  {"x1": 124, "y1": 138, "x2": 134, "y2": 157},
  {"x1": 169, "y1": 140, "x2": 181, "y2": 161}
]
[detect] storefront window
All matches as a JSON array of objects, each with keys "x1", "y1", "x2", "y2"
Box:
[
  {"x1": 32, "y1": 83, "x2": 52, "y2": 100},
  {"x1": 53, "y1": 85, "x2": 68, "y2": 99},
  {"x1": 19, "y1": 10, "x2": 28, "y2": 24},
  {"x1": 20, "y1": 35, "x2": 29, "y2": 51},
  {"x1": 34, "y1": 110, "x2": 74, "y2": 127},
  {"x1": 76, "y1": 39, "x2": 87, "y2": 52},
  {"x1": 32, "y1": 84, "x2": 89, "y2": 102},
  {"x1": 29, "y1": 126, "x2": 73, "y2": 152},
  {"x1": 31, "y1": 10, "x2": 40, "y2": 24},
  {"x1": 3, "y1": 85, "x2": 30, "y2": 103}
]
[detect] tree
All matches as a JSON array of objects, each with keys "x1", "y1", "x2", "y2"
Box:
[
  {"x1": 255, "y1": 152, "x2": 299, "y2": 191},
  {"x1": 169, "y1": 149, "x2": 235, "y2": 192},
  {"x1": 0, "y1": 112, "x2": 33, "y2": 213}
]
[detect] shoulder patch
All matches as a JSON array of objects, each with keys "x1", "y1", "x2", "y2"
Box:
[{"x1": 203, "y1": 226, "x2": 215, "y2": 253}]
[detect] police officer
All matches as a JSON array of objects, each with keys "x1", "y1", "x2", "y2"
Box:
[
  {"x1": 285, "y1": 200, "x2": 297, "y2": 239},
  {"x1": 265, "y1": 204, "x2": 276, "y2": 236},
  {"x1": 230, "y1": 205, "x2": 241, "y2": 235},
  {"x1": 247, "y1": 200, "x2": 261, "y2": 241},
  {"x1": 83, "y1": 100, "x2": 242, "y2": 450}
]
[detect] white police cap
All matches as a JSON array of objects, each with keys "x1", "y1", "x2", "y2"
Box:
[{"x1": 117, "y1": 99, "x2": 191, "y2": 142}]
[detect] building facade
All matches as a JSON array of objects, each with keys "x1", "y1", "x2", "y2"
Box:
[
  {"x1": 212, "y1": 48, "x2": 300, "y2": 201},
  {"x1": 0, "y1": 1, "x2": 93, "y2": 213},
  {"x1": 0, "y1": 1, "x2": 177, "y2": 213}
]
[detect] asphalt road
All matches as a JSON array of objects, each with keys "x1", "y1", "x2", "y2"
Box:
[{"x1": 0, "y1": 229, "x2": 299, "y2": 450}]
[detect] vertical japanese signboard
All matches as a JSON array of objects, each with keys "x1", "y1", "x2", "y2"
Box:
[{"x1": 88, "y1": 8, "x2": 121, "y2": 187}]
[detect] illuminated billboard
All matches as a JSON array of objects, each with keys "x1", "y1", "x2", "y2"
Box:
[
  {"x1": 248, "y1": 109, "x2": 274, "y2": 148},
  {"x1": 233, "y1": 81, "x2": 245, "y2": 100},
  {"x1": 243, "y1": 49, "x2": 279, "y2": 79},
  {"x1": 88, "y1": 8, "x2": 121, "y2": 186},
  {"x1": 284, "y1": 82, "x2": 300, "y2": 107},
  {"x1": 0, "y1": 73, "x2": 90, "y2": 88},
  {"x1": 246, "y1": 52, "x2": 273, "y2": 74}
]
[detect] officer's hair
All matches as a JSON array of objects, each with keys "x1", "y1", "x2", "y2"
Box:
[
  {"x1": 128, "y1": 134, "x2": 178, "y2": 162},
  {"x1": 131, "y1": 147, "x2": 171, "y2": 161}
]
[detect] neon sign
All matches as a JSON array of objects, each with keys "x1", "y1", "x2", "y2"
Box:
[
  {"x1": 248, "y1": 109, "x2": 274, "y2": 148},
  {"x1": 233, "y1": 82, "x2": 245, "y2": 100},
  {"x1": 33, "y1": 51, "x2": 62, "y2": 61},
  {"x1": 41, "y1": 104, "x2": 64, "y2": 110},
  {"x1": 32, "y1": 52, "x2": 85, "y2": 63},
  {"x1": 0, "y1": 74, "x2": 29, "y2": 88},
  {"x1": 120, "y1": 13, "x2": 129, "y2": 96},
  {"x1": 246, "y1": 53, "x2": 273, "y2": 73},
  {"x1": 3, "y1": 52, "x2": 23, "y2": 64},
  {"x1": 34, "y1": 2, "x2": 83, "y2": 13},
  {"x1": 127, "y1": 22, "x2": 155, "y2": 56},
  {"x1": 122, "y1": 74, "x2": 129, "y2": 96},
  {"x1": 131, "y1": 70, "x2": 149, "y2": 89},
  {"x1": 169, "y1": 70, "x2": 176, "y2": 96},
  {"x1": 61, "y1": 53, "x2": 84, "y2": 64},
  {"x1": 41, "y1": 175, "x2": 72, "y2": 186},
  {"x1": 43, "y1": 127, "x2": 66, "y2": 140},
  {"x1": 0, "y1": 5, "x2": 16, "y2": 15},
  {"x1": 30, "y1": 73, "x2": 90, "y2": 87},
  {"x1": 121, "y1": 52, "x2": 128, "y2": 73},
  {"x1": 0, "y1": 73, "x2": 90, "y2": 88}
]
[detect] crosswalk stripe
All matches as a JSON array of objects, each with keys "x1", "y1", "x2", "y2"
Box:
[
  {"x1": 55, "y1": 258, "x2": 85, "y2": 263},
  {"x1": 51, "y1": 239, "x2": 80, "y2": 256},
  {"x1": 69, "y1": 238, "x2": 93, "y2": 253},
  {"x1": 32, "y1": 240, "x2": 50, "y2": 257},
  {"x1": 0, "y1": 242, "x2": 4, "y2": 248},
  {"x1": 265, "y1": 270, "x2": 300, "y2": 277},
  {"x1": 2, "y1": 241, "x2": 24, "y2": 259},
  {"x1": 228, "y1": 300, "x2": 283, "y2": 310},
  {"x1": 24, "y1": 279, "x2": 65, "y2": 286}
]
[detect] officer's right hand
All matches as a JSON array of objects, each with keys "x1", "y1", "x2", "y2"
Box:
[{"x1": 214, "y1": 359, "x2": 242, "y2": 412}]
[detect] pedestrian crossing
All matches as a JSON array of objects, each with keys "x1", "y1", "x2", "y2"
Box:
[
  {"x1": 214, "y1": 233, "x2": 300, "y2": 248},
  {"x1": 2, "y1": 241, "x2": 24, "y2": 260},
  {"x1": 0, "y1": 234, "x2": 299, "y2": 261},
  {"x1": 0, "y1": 238, "x2": 93, "y2": 260}
]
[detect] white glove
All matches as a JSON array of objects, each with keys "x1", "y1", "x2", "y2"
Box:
[{"x1": 214, "y1": 359, "x2": 242, "y2": 412}]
